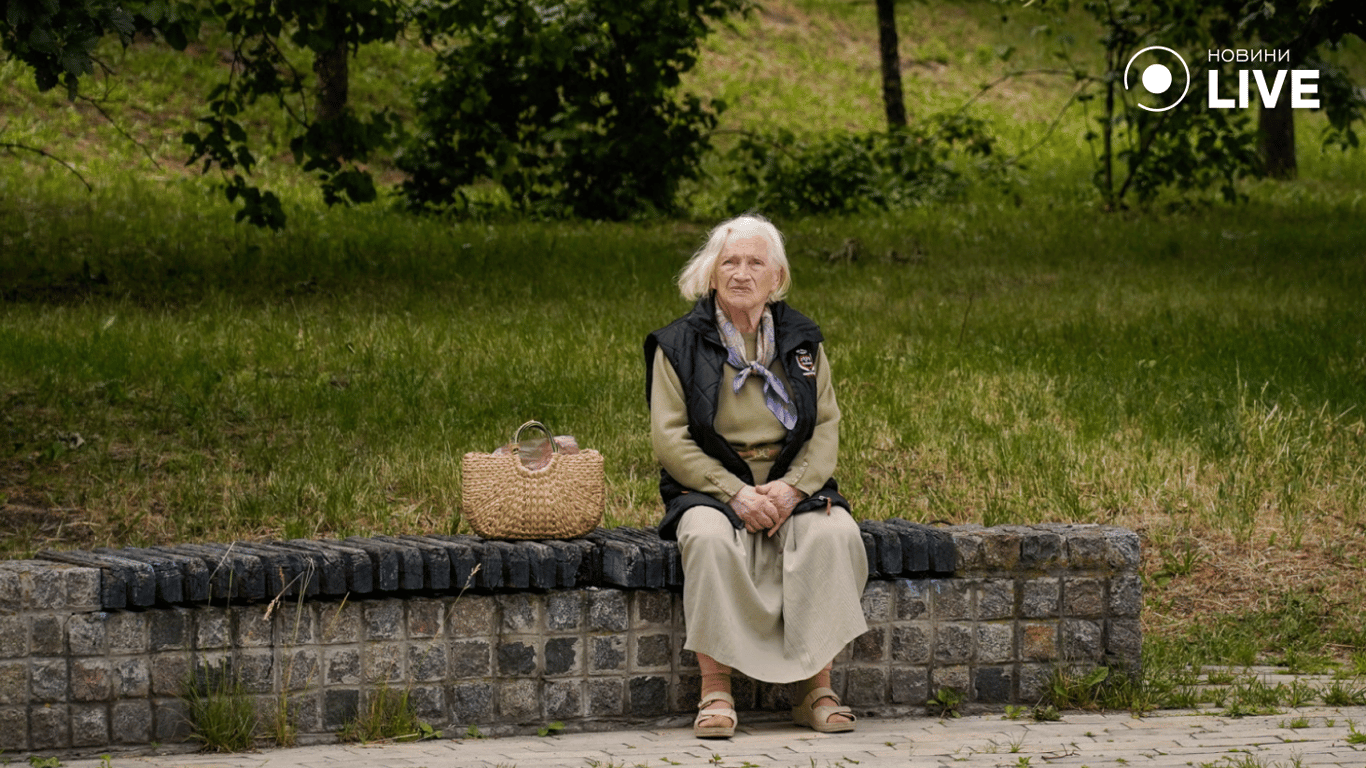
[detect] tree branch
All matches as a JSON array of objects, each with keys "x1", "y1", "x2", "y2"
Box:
[
  {"x1": 76, "y1": 95, "x2": 164, "y2": 171},
  {"x1": 0, "y1": 142, "x2": 94, "y2": 191}
]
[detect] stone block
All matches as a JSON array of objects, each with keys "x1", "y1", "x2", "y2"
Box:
[
  {"x1": 233, "y1": 604, "x2": 273, "y2": 647},
  {"x1": 450, "y1": 682, "x2": 494, "y2": 723},
  {"x1": 1107, "y1": 619, "x2": 1143, "y2": 669},
  {"x1": 0, "y1": 615, "x2": 27, "y2": 657},
  {"x1": 30, "y1": 703, "x2": 70, "y2": 749},
  {"x1": 629, "y1": 676, "x2": 669, "y2": 716},
  {"x1": 852, "y1": 627, "x2": 885, "y2": 662},
  {"x1": 546, "y1": 591, "x2": 584, "y2": 632},
  {"x1": 31, "y1": 615, "x2": 65, "y2": 656},
  {"x1": 758, "y1": 681, "x2": 793, "y2": 711},
  {"x1": 284, "y1": 649, "x2": 318, "y2": 692},
  {"x1": 544, "y1": 680, "x2": 582, "y2": 720},
  {"x1": 860, "y1": 580, "x2": 893, "y2": 623},
  {"x1": 409, "y1": 685, "x2": 444, "y2": 722},
  {"x1": 498, "y1": 679, "x2": 539, "y2": 721},
  {"x1": 589, "y1": 635, "x2": 625, "y2": 673},
  {"x1": 1109, "y1": 574, "x2": 1142, "y2": 618},
  {"x1": 451, "y1": 639, "x2": 491, "y2": 678},
  {"x1": 678, "y1": 647, "x2": 698, "y2": 670},
  {"x1": 1063, "y1": 577, "x2": 1105, "y2": 618},
  {"x1": 113, "y1": 657, "x2": 150, "y2": 698},
  {"x1": 674, "y1": 674, "x2": 700, "y2": 711},
  {"x1": 1061, "y1": 619, "x2": 1104, "y2": 663},
  {"x1": 325, "y1": 648, "x2": 361, "y2": 686},
  {"x1": 634, "y1": 590, "x2": 672, "y2": 627},
  {"x1": 150, "y1": 652, "x2": 191, "y2": 697},
  {"x1": 586, "y1": 679, "x2": 623, "y2": 717},
  {"x1": 323, "y1": 689, "x2": 359, "y2": 731},
  {"x1": 588, "y1": 589, "x2": 629, "y2": 632},
  {"x1": 65, "y1": 566, "x2": 102, "y2": 612},
  {"x1": 66, "y1": 612, "x2": 108, "y2": 657},
  {"x1": 930, "y1": 665, "x2": 970, "y2": 698},
  {"x1": 239, "y1": 650, "x2": 275, "y2": 693},
  {"x1": 0, "y1": 705, "x2": 26, "y2": 751},
  {"x1": 890, "y1": 667, "x2": 928, "y2": 705},
  {"x1": 364, "y1": 643, "x2": 402, "y2": 684},
  {"x1": 363, "y1": 600, "x2": 403, "y2": 641},
  {"x1": 449, "y1": 595, "x2": 495, "y2": 638},
  {"x1": 31, "y1": 658, "x2": 69, "y2": 702},
  {"x1": 498, "y1": 593, "x2": 540, "y2": 634},
  {"x1": 932, "y1": 580, "x2": 972, "y2": 620},
  {"x1": 1106, "y1": 530, "x2": 1141, "y2": 570},
  {"x1": 844, "y1": 666, "x2": 887, "y2": 706},
  {"x1": 107, "y1": 611, "x2": 147, "y2": 655},
  {"x1": 894, "y1": 579, "x2": 929, "y2": 620},
  {"x1": 949, "y1": 530, "x2": 984, "y2": 571},
  {"x1": 1018, "y1": 664, "x2": 1053, "y2": 702},
  {"x1": 497, "y1": 641, "x2": 538, "y2": 677},
  {"x1": 150, "y1": 607, "x2": 190, "y2": 651},
  {"x1": 932, "y1": 622, "x2": 973, "y2": 664},
  {"x1": 979, "y1": 529, "x2": 1021, "y2": 571},
  {"x1": 72, "y1": 658, "x2": 113, "y2": 702},
  {"x1": 0, "y1": 663, "x2": 27, "y2": 705},
  {"x1": 977, "y1": 579, "x2": 1015, "y2": 620},
  {"x1": 1065, "y1": 532, "x2": 1108, "y2": 569},
  {"x1": 409, "y1": 641, "x2": 447, "y2": 682},
  {"x1": 1020, "y1": 530, "x2": 1064, "y2": 569},
  {"x1": 112, "y1": 699, "x2": 152, "y2": 744},
  {"x1": 290, "y1": 692, "x2": 323, "y2": 735},
  {"x1": 1021, "y1": 578, "x2": 1060, "y2": 618},
  {"x1": 543, "y1": 637, "x2": 580, "y2": 677},
  {"x1": 1022, "y1": 622, "x2": 1059, "y2": 661},
  {"x1": 277, "y1": 602, "x2": 318, "y2": 646},
  {"x1": 891, "y1": 624, "x2": 931, "y2": 664},
  {"x1": 407, "y1": 598, "x2": 444, "y2": 639},
  {"x1": 320, "y1": 599, "x2": 362, "y2": 644},
  {"x1": 634, "y1": 634, "x2": 671, "y2": 669},
  {"x1": 974, "y1": 666, "x2": 1013, "y2": 703},
  {"x1": 71, "y1": 703, "x2": 109, "y2": 747},
  {"x1": 977, "y1": 623, "x2": 1014, "y2": 664}
]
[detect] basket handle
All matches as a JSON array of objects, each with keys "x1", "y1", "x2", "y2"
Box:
[{"x1": 513, "y1": 420, "x2": 559, "y2": 457}]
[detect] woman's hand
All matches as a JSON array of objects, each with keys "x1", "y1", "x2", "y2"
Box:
[
  {"x1": 755, "y1": 481, "x2": 806, "y2": 537},
  {"x1": 728, "y1": 486, "x2": 779, "y2": 533}
]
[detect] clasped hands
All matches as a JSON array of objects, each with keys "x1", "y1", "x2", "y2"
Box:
[{"x1": 728, "y1": 481, "x2": 807, "y2": 536}]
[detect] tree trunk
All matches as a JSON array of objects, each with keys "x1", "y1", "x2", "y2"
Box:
[
  {"x1": 1258, "y1": 95, "x2": 1297, "y2": 179},
  {"x1": 876, "y1": 0, "x2": 907, "y2": 129},
  {"x1": 312, "y1": 8, "x2": 349, "y2": 159}
]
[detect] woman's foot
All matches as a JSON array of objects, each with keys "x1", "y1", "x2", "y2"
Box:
[
  {"x1": 792, "y1": 687, "x2": 856, "y2": 733},
  {"x1": 694, "y1": 692, "x2": 736, "y2": 738}
]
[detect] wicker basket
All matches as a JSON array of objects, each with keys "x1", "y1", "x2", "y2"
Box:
[{"x1": 461, "y1": 421, "x2": 605, "y2": 540}]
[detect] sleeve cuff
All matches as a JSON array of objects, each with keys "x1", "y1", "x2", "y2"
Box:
[{"x1": 707, "y1": 471, "x2": 746, "y2": 502}]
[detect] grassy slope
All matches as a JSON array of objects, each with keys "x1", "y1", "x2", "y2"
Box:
[{"x1": 3, "y1": 1, "x2": 1366, "y2": 681}]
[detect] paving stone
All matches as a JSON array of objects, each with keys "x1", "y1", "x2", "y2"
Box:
[
  {"x1": 498, "y1": 679, "x2": 540, "y2": 721},
  {"x1": 932, "y1": 579, "x2": 973, "y2": 620},
  {"x1": 543, "y1": 637, "x2": 580, "y2": 676},
  {"x1": 71, "y1": 658, "x2": 113, "y2": 702},
  {"x1": 363, "y1": 599, "x2": 403, "y2": 641},
  {"x1": 71, "y1": 703, "x2": 109, "y2": 747},
  {"x1": 31, "y1": 613, "x2": 65, "y2": 655},
  {"x1": 634, "y1": 633, "x2": 671, "y2": 669},
  {"x1": 544, "y1": 679, "x2": 582, "y2": 720},
  {"x1": 450, "y1": 681, "x2": 494, "y2": 723},
  {"x1": 629, "y1": 675, "x2": 669, "y2": 716},
  {"x1": 587, "y1": 588, "x2": 629, "y2": 632},
  {"x1": 113, "y1": 656, "x2": 150, "y2": 698},
  {"x1": 30, "y1": 702, "x2": 70, "y2": 749},
  {"x1": 0, "y1": 662, "x2": 25, "y2": 706},
  {"x1": 451, "y1": 639, "x2": 492, "y2": 678},
  {"x1": 861, "y1": 579, "x2": 893, "y2": 623},
  {"x1": 408, "y1": 641, "x2": 447, "y2": 681},
  {"x1": 589, "y1": 635, "x2": 625, "y2": 673},
  {"x1": 1020, "y1": 529, "x2": 1064, "y2": 569},
  {"x1": 323, "y1": 689, "x2": 359, "y2": 731},
  {"x1": 31, "y1": 657, "x2": 69, "y2": 702},
  {"x1": 111, "y1": 699, "x2": 152, "y2": 744},
  {"x1": 325, "y1": 648, "x2": 361, "y2": 685},
  {"x1": 933, "y1": 622, "x2": 973, "y2": 664}
]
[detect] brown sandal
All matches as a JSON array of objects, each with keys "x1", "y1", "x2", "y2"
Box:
[
  {"x1": 792, "y1": 687, "x2": 855, "y2": 733},
  {"x1": 694, "y1": 692, "x2": 736, "y2": 739}
]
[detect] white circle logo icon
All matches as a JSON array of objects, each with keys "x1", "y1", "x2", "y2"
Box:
[{"x1": 1124, "y1": 46, "x2": 1190, "y2": 112}]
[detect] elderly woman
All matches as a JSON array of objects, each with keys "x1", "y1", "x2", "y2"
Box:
[{"x1": 644, "y1": 214, "x2": 869, "y2": 739}]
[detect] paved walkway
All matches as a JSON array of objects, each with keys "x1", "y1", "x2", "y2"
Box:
[{"x1": 64, "y1": 706, "x2": 1366, "y2": 768}]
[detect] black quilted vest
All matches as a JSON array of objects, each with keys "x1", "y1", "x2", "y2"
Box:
[{"x1": 644, "y1": 293, "x2": 848, "y2": 540}]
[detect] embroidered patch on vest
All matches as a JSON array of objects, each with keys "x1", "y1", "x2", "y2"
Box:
[{"x1": 794, "y1": 348, "x2": 817, "y2": 377}]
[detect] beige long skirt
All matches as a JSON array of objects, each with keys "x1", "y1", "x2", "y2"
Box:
[{"x1": 675, "y1": 484, "x2": 869, "y2": 684}]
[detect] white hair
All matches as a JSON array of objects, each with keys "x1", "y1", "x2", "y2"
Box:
[{"x1": 676, "y1": 214, "x2": 791, "y2": 302}]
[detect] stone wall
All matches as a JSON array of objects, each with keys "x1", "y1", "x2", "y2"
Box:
[{"x1": 0, "y1": 522, "x2": 1140, "y2": 754}]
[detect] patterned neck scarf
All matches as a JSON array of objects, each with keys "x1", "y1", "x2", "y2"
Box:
[{"x1": 714, "y1": 303, "x2": 797, "y2": 431}]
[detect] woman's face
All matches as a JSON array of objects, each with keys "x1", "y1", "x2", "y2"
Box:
[{"x1": 712, "y1": 235, "x2": 782, "y2": 317}]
